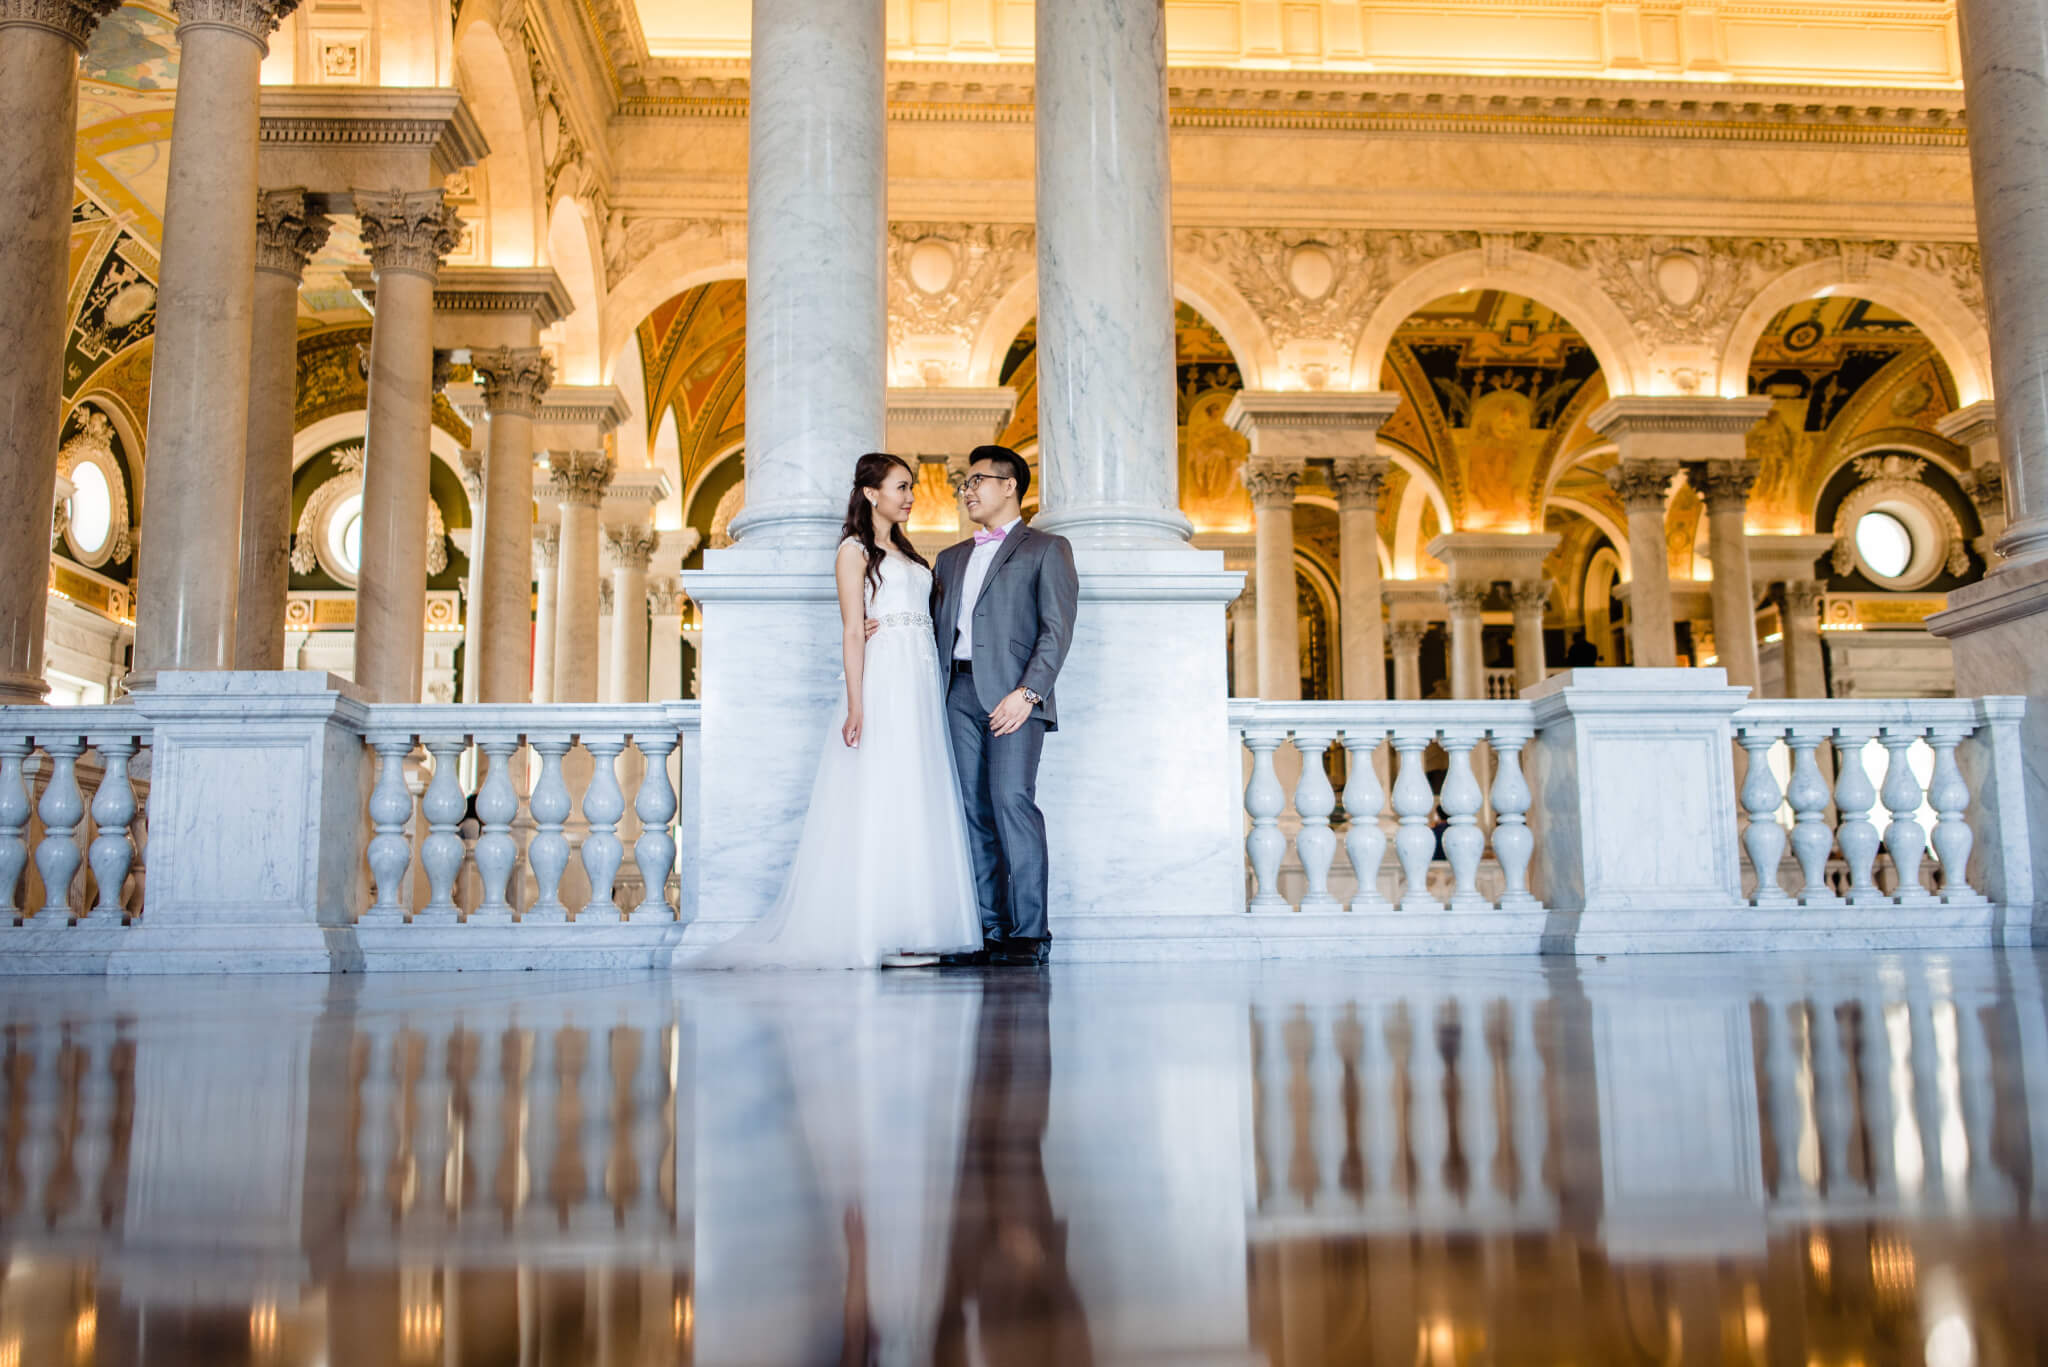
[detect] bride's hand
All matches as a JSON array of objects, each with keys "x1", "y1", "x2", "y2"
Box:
[{"x1": 842, "y1": 707, "x2": 863, "y2": 748}]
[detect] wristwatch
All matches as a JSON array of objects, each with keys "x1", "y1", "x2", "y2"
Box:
[{"x1": 1020, "y1": 687, "x2": 1042, "y2": 705}]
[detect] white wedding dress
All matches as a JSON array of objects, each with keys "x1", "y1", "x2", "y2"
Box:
[{"x1": 691, "y1": 545, "x2": 984, "y2": 969}]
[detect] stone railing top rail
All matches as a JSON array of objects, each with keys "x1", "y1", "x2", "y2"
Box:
[
  {"x1": 1229, "y1": 698, "x2": 1537, "y2": 731},
  {"x1": 0, "y1": 703, "x2": 145, "y2": 743},
  {"x1": 361, "y1": 700, "x2": 702, "y2": 742},
  {"x1": 1734, "y1": 695, "x2": 2024, "y2": 729}
]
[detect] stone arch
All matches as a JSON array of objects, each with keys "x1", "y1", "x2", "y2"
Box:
[
  {"x1": 600, "y1": 235, "x2": 744, "y2": 383},
  {"x1": 1537, "y1": 436, "x2": 1620, "y2": 513},
  {"x1": 1350, "y1": 249, "x2": 1651, "y2": 396},
  {"x1": 454, "y1": 16, "x2": 544, "y2": 267},
  {"x1": 292, "y1": 411, "x2": 471, "y2": 508},
  {"x1": 1550, "y1": 494, "x2": 1631, "y2": 576},
  {"x1": 545, "y1": 195, "x2": 605, "y2": 385},
  {"x1": 1719, "y1": 261, "x2": 1992, "y2": 405},
  {"x1": 1382, "y1": 441, "x2": 1452, "y2": 580},
  {"x1": 966, "y1": 271, "x2": 1039, "y2": 388}
]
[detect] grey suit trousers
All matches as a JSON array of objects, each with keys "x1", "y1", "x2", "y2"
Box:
[{"x1": 945, "y1": 670, "x2": 1050, "y2": 944}]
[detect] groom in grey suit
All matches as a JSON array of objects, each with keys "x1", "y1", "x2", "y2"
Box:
[{"x1": 929, "y1": 445, "x2": 1079, "y2": 967}]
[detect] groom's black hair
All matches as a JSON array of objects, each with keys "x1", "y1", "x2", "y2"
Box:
[{"x1": 967, "y1": 443, "x2": 1030, "y2": 500}]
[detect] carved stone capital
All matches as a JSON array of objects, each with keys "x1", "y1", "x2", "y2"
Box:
[
  {"x1": 1441, "y1": 580, "x2": 1490, "y2": 614},
  {"x1": 253, "y1": 188, "x2": 331, "y2": 280},
  {"x1": 647, "y1": 578, "x2": 688, "y2": 617},
  {"x1": 546, "y1": 450, "x2": 614, "y2": 508},
  {"x1": 599, "y1": 578, "x2": 615, "y2": 615},
  {"x1": 532, "y1": 524, "x2": 560, "y2": 569},
  {"x1": 1606, "y1": 460, "x2": 1680, "y2": 512},
  {"x1": 1783, "y1": 579, "x2": 1827, "y2": 618},
  {"x1": 472, "y1": 346, "x2": 554, "y2": 418},
  {"x1": 1387, "y1": 621, "x2": 1430, "y2": 652},
  {"x1": 603, "y1": 523, "x2": 660, "y2": 571},
  {"x1": 354, "y1": 188, "x2": 463, "y2": 280},
  {"x1": 171, "y1": 0, "x2": 296, "y2": 47},
  {"x1": 458, "y1": 448, "x2": 484, "y2": 502},
  {"x1": 2, "y1": 0, "x2": 120, "y2": 47},
  {"x1": 1960, "y1": 464, "x2": 2006, "y2": 515},
  {"x1": 1240, "y1": 460, "x2": 1302, "y2": 511},
  {"x1": 1690, "y1": 459, "x2": 1759, "y2": 514},
  {"x1": 1330, "y1": 456, "x2": 1390, "y2": 512},
  {"x1": 1509, "y1": 580, "x2": 1552, "y2": 614}
]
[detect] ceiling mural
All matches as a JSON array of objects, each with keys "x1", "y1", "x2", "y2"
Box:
[
  {"x1": 76, "y1": 3, "x2": 178, "y2": 245},
  {"x1": 635, "y1": 280, "x2": 747, "y2": 499}
]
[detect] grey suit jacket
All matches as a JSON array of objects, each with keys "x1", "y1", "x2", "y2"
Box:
[{"x1": 929, "y1": 523, "x2": 1080, "y2": 730}]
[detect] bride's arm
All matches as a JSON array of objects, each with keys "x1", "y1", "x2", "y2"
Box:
[{"x1": 836, "y1": 541, "x2": 868, "y2": 748}]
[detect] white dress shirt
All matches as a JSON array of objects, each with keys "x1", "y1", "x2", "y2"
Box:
[{"x1": 953, "y1": 516, "x2": 1023, "y2": 660}]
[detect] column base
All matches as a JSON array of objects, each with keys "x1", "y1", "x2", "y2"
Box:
[{"x1": 0, "y1": 669, "x2": 50, "y2": 705}]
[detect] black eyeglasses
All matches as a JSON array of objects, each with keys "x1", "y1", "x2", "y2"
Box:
[{"x1": 960, "y1": 473, "x2": 1015, "y2": 492}]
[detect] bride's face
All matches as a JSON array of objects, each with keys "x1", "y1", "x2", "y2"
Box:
[{"x1": 867, "y1": 465, "x2": 916, "y2": 526}]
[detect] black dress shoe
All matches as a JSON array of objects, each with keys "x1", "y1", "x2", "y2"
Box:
[
  {"x1": 939, "y1": 940, "x2": 1004, "y2": 968},
  {"x1": 993, "y1": 937, "x2": 1049, "y2": 967}
]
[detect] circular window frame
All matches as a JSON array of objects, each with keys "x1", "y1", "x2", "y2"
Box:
[
  {"x1": 56, "y1": 408, "x2": 131, "y2": 571},
  {"x1": 292, "y1": 445, "x2": 448, "y2": 588},
  {"x1": 1830, "y1": 455, "x2": 1970, "y2": 592},
  {"x1": 1853, "y1": 509, "x2": 1915, "y2": 581}
]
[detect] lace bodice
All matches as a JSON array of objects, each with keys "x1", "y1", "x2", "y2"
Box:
[{"x1": 845, "y1": 540, "x2": 934, "y2": 629}]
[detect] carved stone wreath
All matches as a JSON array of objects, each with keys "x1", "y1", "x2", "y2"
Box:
[
  {"x1": 1829, "y1": 453, "x2": 1970, "y2": 587},
  {"x1": 290, "y1": 445, "x2": 448, "y2": 585}
]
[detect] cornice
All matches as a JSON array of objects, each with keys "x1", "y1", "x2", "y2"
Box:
[
  {"x1": 345, "y1": 266, "x2": 572, "y2": 328},
  {"x1": 259, "y1": 88, "x2": 489, "y2": 179}
]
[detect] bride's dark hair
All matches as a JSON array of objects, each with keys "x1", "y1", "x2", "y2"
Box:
[{"x1": 841, "y1": 452, "x2": 930, "y2": 592}]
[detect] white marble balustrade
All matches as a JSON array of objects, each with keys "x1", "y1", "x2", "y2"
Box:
[{"x1": 0, "y1": 707, "x2": 148, "y2": 928}]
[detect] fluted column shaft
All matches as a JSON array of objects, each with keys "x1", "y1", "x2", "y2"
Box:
[
  {"x1": 1442, "y1": 582, "x2": 1487, "y2": 700},
  {"x1": 352, "y1": 189, "x2": 459, "y2": 703},
  {"x1": 1697, "y1": 461, "x2": 1762, "y2": 691},
  {"x1": 1389, "y1": 622, "x2": 1426, "y2": 701},
  {"x1": 0, "y1": 0, "x2": 120, "y2": 701},
  {"x1": 1032, "y1": 0, "x2": 1188, "y2": 544},
  {"x1": 733, "y1": 0, "x2": 885, "y2": 547},
  {"x1": 472, "y1": 348, "x2": 552, "y2": 704},
  {"x1": 1509, "y1": 582, "x2": 1549, "y2": 694},
  {"x1": 549, "y1": 453, "x2": 612, "y2": 703},
  {"x1": 1244, "y1": 462, "x2": 1302, "y2": 701},
  {"x1": 531, "y1": 527, "x2": 559, "y2": 704},
  {"x1": 235, "y1": 191, "x2": 330, "y2": 670},
  {"x1": 132, "y1": 0, "x2": 299, "y2": 686},
  {"x1": 1608, "y1": 462, "x2": 1680, "y2": 668},
  {"x1": 604, "y1": 526, "x2": 657, "y2": 704},
  {"x1": 1333, "y1": 459, "x2": 1388, "y2": 699},
  {"x1": 1782, "y1": 579, "x2": 1829, "y2": 699},
  {"x1": 1957, "y1": 0, "x2": 2048, "y2": 565}
]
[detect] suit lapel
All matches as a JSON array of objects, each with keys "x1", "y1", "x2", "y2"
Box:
[{"x1": 972, "y1": 523, "x2": 1030, "y2": 608}]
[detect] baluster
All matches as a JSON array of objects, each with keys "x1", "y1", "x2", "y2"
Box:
[
  {"x1": 1737, "y1": 725, "x2": 1792, "y2": 907},
  {"x1": 363, "y1": 732, "x2": 418, "y2": 925},
  {"x1": 1292, "y1": 730, "x2": 1339, "y2": 914},
  {"x1": 0, "y1": 737, "x2": 31, "y2": 922},
  {"x1": 1832, "y1": 725, "x2": 1883, "y2": 903},
  {"x1": 33, "y1": 736, "x2": 86, "y2": 921},
  {"x1": 1253, "y1": 1006, "x2": 1288, "y2": 1209},
  {"x1": 1507, "y1": 1002, "x2": 1546, "y2": 1209},
  {"x1": 1341, "y1": 730, "x2": 1388, "y2": 913},
  {"x1": 1785, "y1": 729, "x2": 1838, "y2": 906},
  {"x1": 526, "y1": 740, "x2": 574, "y2": 923},
  {"x1": 83, "y1": 731, "x2": 138, "y2": 925},
  {"x1": 417, "y1": 737, "x2": 470, "y2": 925},
  {"x1": 1878, "y1": 726, "x2": 1932, "y2": 904},
  {"x1": 1925, "y1": 726, "x2": 1980, "y2": 904},
  {"x1": 579, "y1": 736, "x2": 627, "y2": 922},
  {"x1": 1391, "y1": 731, "x2": 1438, "y2": 912},
  {"x1": 1244, "y1": 728, "x2": 1288, "y2": 911},
  {"x1": 632, "y1": 734, "x2": 680, "y2": 921},
  {"x1": 1488, "y1": 727, "x2": 1536, "y2": 911},
  {"x1": 1437, "y1": 728, "x2": 1485, "y2": 911},
  {"x1": 1759, "y1": 995, "x2": 1805, "y2": 1198},
  {"x1": 472, "y1": 738, "x2": 521, "y2": 925}
]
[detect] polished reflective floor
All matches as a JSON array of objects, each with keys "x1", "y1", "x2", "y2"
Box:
[{"x1": 3, "y1": 951, "x2": 2046, "y2": 1364}]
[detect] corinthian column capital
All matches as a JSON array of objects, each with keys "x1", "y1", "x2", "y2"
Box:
[
  {"x1": 603, "y1": 523, "x2": 660, "y2": 572},
  {"x1": 2, "y1": 0, "x2": 121, "y2": 49},
  {"x1": 254, "y1": 188, "x2": 332, "y2": 280},
  {"x1": 472, "y1": 346, "x2": 555, "y2": 419},
  {"x1": 1441, "y1": 580, "x2": 1490, "y2": 614},
  {"x1": 546, "y1": 450, "x2": 615, "y2": 508},
  {"x1": 354, "y1": 189, "x2": 463, "y2": 280},
  {"x1": 171, "y1": 0, "x2": 298, "y2": 47},
  {"x1": 1330, "y1": 456, "x2": 1390, "y2": 512},
  {"x1": 1240, "y1": 459, "x2": 1303, "y2": 510},
  {"x1": 1690, "y1": 459, "x2": 1760, "y2": 514},
  {"x1": 1606, "y1": 460, "x2": 1680, "y2": 512}
]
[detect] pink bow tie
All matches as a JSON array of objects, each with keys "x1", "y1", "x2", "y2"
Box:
[{"x1": 973, "y1": 525, "x2": 1008, "y2": 545}]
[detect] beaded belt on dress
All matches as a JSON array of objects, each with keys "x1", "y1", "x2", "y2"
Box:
[{"x1": 869, "y1": 611, "x2": 933, "y2": 633}]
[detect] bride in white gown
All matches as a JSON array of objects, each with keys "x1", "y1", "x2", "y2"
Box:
[{"x1": 691, "y1": 453, "x2": 984, "y2": 969}]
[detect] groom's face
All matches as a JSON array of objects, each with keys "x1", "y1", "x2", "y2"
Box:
[{"x1": 962, "y1": 459, "x2": 1016, "y2": 526}]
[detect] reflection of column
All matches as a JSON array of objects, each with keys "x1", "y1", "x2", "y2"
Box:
[
  {"x1": 1508, "y1": 581, "x2": 1549, "y2": 694},
  {"x1": 531, "y1": 526, "x2": 559, "y2": 704},
  {"x1": 1389, "y1": 622, "x2": 1426, "y2": 701},
  {"x1": 473, "y1": 347, "x2": 553, "y2": 703},
  {"x1": 1441, "y1": 582, "x2": 1487, "y2": 700},
  {"x1": 236, "y1": 190, "x2": 330, "y2": 670},
  {"x1": 604, "y1": 525, "x2": 657, "y2": 704},
  {"x1": 1606, "y1": 460, "x2": 1680, "y2": 668},
  {"x1": 1332, "y1": 458, "x2": 1389, "y2": 699},
  {"x1": 130, "y1": 0, "x2": 297, "y2": 687},
  {"x1": 352, "y1": 188, "x2": 462, "y2": 703},
  {"x1": 646, "y1": 580, "x2": 686, "y2": 702},
  {"x1": 550, "y1": 453, "x2": 613, "y2": 702},
  {"x1": 1782, "y1": 579, "x2": 1829, "y2": 699},
  {"x1": 1696, "y1": 460, "x2": 1762, "y2": 691},
  {"x1": 0, "y1": 0, "x2": 122, "y2": 700},
  {"x1": 1243, "y1": 461, "x2": 1302, "y2": 701},
  {"x1": 1229, "y1": 583, "x2": 1258, "y2": 698}
]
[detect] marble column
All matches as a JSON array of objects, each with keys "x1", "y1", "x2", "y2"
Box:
[
  {"x1": 604, "y1": 525, "x2": 657, "y2": 704},
  {"x1": 1508, "y1": 581, "x2": 1550, "y2": 694},
  {"x1": 1031, "y1": 0, "x2": 1189, "y2": 545},
  {"x1": 1229, "y1": 583, "x2": 1258, "y2": 698},
  {"x1": 233, "y1": 191, "x2": 329, "y2": 671},
  {"x1": 129, "y1": 0, "x2": 298, "y2": 688},
  {"x1": 1441, "y1": 582, "x2": 1487, "y2": 700},
  {"x1": 646, "y1": 580, "x2": 685, "y2": 702},
  {"x1": 1782, "y1": 579, "x2": 1829, "y2": 700},
  {"x1": 0, "y1": 0, "x2": 122, "y2": 701},
  {"x1": 458, "y1": 448, "x2": 485, "y2": 703},
  {"x1": 1605, "y1": 461, "x2": 1681, "y2": 668},
  {"x1": 596, "y1": 579, "x2": 615, "y2": 704},
  {"x1": 531, "y1": 526, "x2": 558, "y2": 704},
  {"x1": 1955, "y1": 0, "x2": 2048, "y2": 565},
  {"x1": 351, "y1": 189, "x2": 461, "y2": 703},
  {"x1": 1695, "y1": 461, "x2": 1762, "y2": 692},
  {"x1": 1243, "y1": 461, "x2": 1303, "y2": 700},
  {"x1": 1332, "y1": 458, "x2": 1389, "y2": 700},
  {"x1": 549, "y1": 453, "x2": 613, "y2": 703},
  {"x1": 1389, "y1": 622, "x2": 1426, "y2": 701},
  {"x1": 472, "y1": 347, "x2": 553, "y2": 704}
]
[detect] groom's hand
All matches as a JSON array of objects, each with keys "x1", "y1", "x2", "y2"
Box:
[
  {"x1": 863, "y1": 618, "x2": 880, "y2": 640},
  {"x1": 989, "y1": 688, "x2": 1033, "y2": 737}
]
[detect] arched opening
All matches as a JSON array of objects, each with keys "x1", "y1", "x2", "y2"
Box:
[{"x1": 545, "y1": 197, "x2": 605, "y2": 385}]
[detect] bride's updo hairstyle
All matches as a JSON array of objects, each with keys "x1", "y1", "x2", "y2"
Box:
[{"x1": 841, "y1": 452, "x2": 930, "y2": 591}]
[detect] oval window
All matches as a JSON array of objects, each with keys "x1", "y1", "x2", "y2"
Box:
[
  {"x1": 1856, "y1": 509, "x2": 1914, "y2": 580},
  {"x1": 67, "y1": 461, "x2": 113, "y2": 557},
  {"x1": 327, "y1": 492, "x2": 365, "y2": 579}
]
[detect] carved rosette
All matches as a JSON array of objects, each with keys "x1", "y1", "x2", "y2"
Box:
[
  {"x1": 603, "y1": 523, "x2": 660, "y2": 572},
  {"x1": 1509, "y1": 581, "x2": 1552, "y2": 614},
  {"x1": 472, "y1": 346, "x2": 555, "y2": 419},
  {"x1": 1441, "y1": 581, "x2": 1490, "y2": 615},
  {"x1": 170, "y1": 0, "x2": 297, "y2": 45},
  {"x1": 1240, "y1": 461, "x2": 1302, "y2": 511},
  {"x1": 3, "y1": 0, "x2": 122, "y2": 51},
  {"x1": 547, "y1": 451, "x2": 614, "y2": 508},
  {"x1": 354, "y1": 189, "x2": 464, "y2": 280},
  {"x1": 1387, "y1": 621, "x2": 1430, "y2": 652},
  {"x1": 1691, "y1": 460, "x2": 1759, "y2": 514},
  {"x1": 533, "y1": 524, "x2": 561, "y2": 570},
  {"x1": 1606, "y1": 461, "x2": 1679, "y2": 512},
  {"x1": 253, "y1": 189, "x2": 332, "y2": 280},
  {"x1": 1329, "y1": 457, "x2": 1390, "y2": 512}
]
